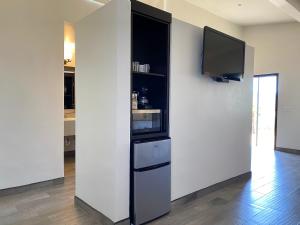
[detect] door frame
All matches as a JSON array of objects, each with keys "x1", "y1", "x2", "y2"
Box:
[{"x1": 253, "y1": 73, "x2": 279, "y2": 150}]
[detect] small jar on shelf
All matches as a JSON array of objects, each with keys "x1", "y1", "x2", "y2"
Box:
[{"x1": 132, "y1": 91, "x2": 138, "y2": 110}]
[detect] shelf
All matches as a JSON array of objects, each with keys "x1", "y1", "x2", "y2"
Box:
[
  {"x1": 132, "y1": 71, "x2": 166, "y2": 77},
  {"x1": 64, "y1": 66, "x2": 75, "y2": 74},
  {"x1": 132, "y1": 109, "x2": 161, "y2": 114}
]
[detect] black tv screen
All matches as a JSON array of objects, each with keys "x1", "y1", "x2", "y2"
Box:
[{"x1": 202, "y1": 26, "x2": 245, "y2": 81}]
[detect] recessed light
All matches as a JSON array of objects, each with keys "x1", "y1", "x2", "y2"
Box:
[{"x1": 238, "y1": 3, "x2": 242, "y2": 7}]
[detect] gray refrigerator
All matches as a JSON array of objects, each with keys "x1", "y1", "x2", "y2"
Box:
[{"x1": 132, "y1": 138, "x2": 171, "y2": 225}]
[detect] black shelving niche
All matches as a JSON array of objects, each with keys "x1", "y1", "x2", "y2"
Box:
[
  {"x1": 132, "y1": 13, "x2": 169, "y2": 75},
  {"x1": 131, "y1": 1, "x2": 171, "y2": 140}
]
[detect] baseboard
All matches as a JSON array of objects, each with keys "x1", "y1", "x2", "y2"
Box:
[
  {"x1": 0, "y1": 177, "x2": 64, "y2": 197},
  {"x1": 75, "y1": 172, "x2": 251, "y2": 225},
  {"x1": 115, "y1": 219, "x2": 130, "y2": 225},
  {"x1": 275, "y1": 147, "x2": 300, "y2": 155},
  {"x1": 74, "y1": 197, "x2": 130, "y2": 225},
  {"x1": 172, "y1": 172, "x2": 252, "y2": 208}
]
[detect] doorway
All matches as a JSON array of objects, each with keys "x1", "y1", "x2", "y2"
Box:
[
  {"x1": 252, "y1": 74, "x2": 278, "y2": 150},
  {"x1": 64, "y1": 21, "x2": 76, "y2": 180}
]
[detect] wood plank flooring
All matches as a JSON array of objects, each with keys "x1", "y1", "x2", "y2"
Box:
[{"x1": 1, "y1": 151, "x2": 300, "y2": 225}]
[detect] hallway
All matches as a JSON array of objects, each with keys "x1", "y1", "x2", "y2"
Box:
[{"x1": 1, "y1": 151, "x2": 300, "y2": 225}]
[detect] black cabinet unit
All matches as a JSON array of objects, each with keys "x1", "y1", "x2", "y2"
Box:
[
  {"x1": 130, "y1": 1, "x2": 172, "y2": 225},
  {"x1": 131, "y1": 1, "x2": 171, "y2": 140}
]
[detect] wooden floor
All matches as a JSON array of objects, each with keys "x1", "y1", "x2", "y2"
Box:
[{"x1": 1, "y1": 151, "x2": 300, "y2": 225}]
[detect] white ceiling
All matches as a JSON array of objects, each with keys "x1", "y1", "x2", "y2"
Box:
[
  {"x1": 88, "y1": 0, "x2": 300, "y2": 26},
  {"x1": 184, "y1": 0, "x2": 295, "y2": 26},
  {"x1": 270, "y1": 0, "x2": 300, "y2": 22}
]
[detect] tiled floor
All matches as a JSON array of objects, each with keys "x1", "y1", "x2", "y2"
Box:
[
  {"x1": 1, "y1": 149, "x2": 300, "y2": 225},
  {"x1": 150, "y1": 148, "x2": 300, "y2": 225}
]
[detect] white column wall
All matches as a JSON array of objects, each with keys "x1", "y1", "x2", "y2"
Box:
[{"x1": 75, "y1": 0, "x2": 131, "y2": 222}]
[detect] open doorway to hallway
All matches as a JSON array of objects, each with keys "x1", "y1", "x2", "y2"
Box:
[
  {"x1": 252, "y1": 74, "x2": 278, "y2": 150},
  {"x1": 251, "y1": 74, "x2": 278, "y2": 170},
  {"x1": 64, "y1": 22, "x2": 76, "y2": 178}
]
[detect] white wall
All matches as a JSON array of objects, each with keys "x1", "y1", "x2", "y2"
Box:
[
  {"x1": 138, "y1": 0, "x2": 243, "y2": 39},
  {"x1": 166, "y1": 0, "x2": 243, "y2": 39},
  {"x1": 76, "y1": 0, "x2": 131, "y2": 222},
  {"x1": 170, "y1": 19, "x2": 254, "y2": 200},
  {"x1": 0, "y1": 0, "x2": 64, "y2": 190},
  {"x1": 62, "y1": 0, "x2": 243, "y2": 45},
  {"x1": 244, "y1": 22, "x2": 300, "y2": 150}
]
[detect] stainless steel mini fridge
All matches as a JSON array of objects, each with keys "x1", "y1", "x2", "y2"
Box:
[{"x1": 132, "y1": 138, "x2": 171, "y2": 225}]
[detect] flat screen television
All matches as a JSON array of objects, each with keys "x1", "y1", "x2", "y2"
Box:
[{"x1": 202, "y1": 26, "x2": 245, "y2": 82}]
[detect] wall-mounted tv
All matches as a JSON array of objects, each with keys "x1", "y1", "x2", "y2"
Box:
[{"x1": 202, "y1": 26, "x2": 245, "y2": 82}]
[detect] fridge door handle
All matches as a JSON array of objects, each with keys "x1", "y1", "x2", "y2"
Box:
[{"x1": 134, "y1": 162, "x2": 170, "y2": 172}]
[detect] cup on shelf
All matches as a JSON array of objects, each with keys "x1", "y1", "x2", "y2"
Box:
[
  {"x1": 132, "y1": 61, "x2": 140, "y2": 72},
  {"x1": 145, "y1": 64, "x2": 150, "y2": 73},
  {"x1": 133, "y1": 62, "x2": 151, "y2": 73},
  {"x1": 132, "y1": 91, "x2": 138, "y2": 110},
  {"x1": 139, "y1": 64, "x2": 146, "y2": 73}
]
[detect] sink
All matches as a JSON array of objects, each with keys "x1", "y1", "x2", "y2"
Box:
[{"x1": 64, "y1": 117, "x2": 75, "y2": 122}]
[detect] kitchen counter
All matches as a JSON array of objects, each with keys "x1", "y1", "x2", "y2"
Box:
[{"x1": 64, "y1": 117, "x2": 75, "y2": 136}]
